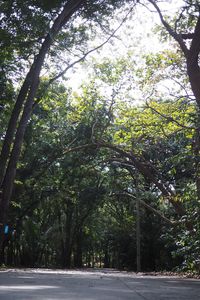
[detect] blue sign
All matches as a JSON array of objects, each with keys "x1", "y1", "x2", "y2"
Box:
[{"x1": 4, "y1": 225, "x2": 9, "y2": 234}]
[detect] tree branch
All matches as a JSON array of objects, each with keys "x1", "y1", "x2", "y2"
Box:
[
  {"x1": 181, "y1": 33, "x2": 195, "y2": 40},
  {"x1": 34, "y1": 4, "x2": 136, "y2": 107},
  {"x1": 123, "y1": 191, "x2": 176, "y2": 226},
  {"x1": 63, "y1": 140, "x2": 186, "y2": 215},
  {"x1": 145, "y1": 101, "x2": 195, "y2": 130},
  {"x1": 147, "y1": 0, "x2": 189, "y2": 56},
  {"x1": 189, "y1": 14, "x2": 200, "y2": 61}
]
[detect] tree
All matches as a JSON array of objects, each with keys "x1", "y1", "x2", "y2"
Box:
[
  {"x1": 1, "y1": 0, "x2": 200, "y2": 273},
  {"x1": 0, "y1": 0, "x2": 86, "y2": 248},
  {"x1": 146, "y1": 0, "x2": 200, "y2": 199},
  {"x1": 0, "y1": 0, "x2": 134, "y2": 248}
]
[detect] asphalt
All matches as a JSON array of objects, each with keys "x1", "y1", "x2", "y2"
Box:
[{"x1": 0, "y1": 268, "x2": 199, "y2": 299}]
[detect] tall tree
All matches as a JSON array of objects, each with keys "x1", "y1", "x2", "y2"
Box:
[
  {"x1": 0, "y1": 0, "x2": 133, "y2": 248},
  {"x1": 146, "y1": 0, "x2": 200, "y2": 199},
  {"x1": 0, "y1": 0, "x2": 86, "y2": 248}
]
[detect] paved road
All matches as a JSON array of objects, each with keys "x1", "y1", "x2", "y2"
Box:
[{"x1": 0, "y1": 269, "x2": 199, "y2": 299}]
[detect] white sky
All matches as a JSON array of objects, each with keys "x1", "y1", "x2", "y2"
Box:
[{"x1": 59, "y1": 1, "x2": 185, "y2": 100}]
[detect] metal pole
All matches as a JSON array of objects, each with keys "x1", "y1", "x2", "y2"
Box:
[{"x1": 136, "y1": 198, "x2": 141, "y2": 272}]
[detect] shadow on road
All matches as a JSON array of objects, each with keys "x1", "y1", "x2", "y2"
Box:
[{"x1": 0, "y1": 268, "x2": 199, "y2": 299}]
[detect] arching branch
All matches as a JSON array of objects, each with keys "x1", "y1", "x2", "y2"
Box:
[
  {"x1": 123, "y1": 191, "x2": 176, "y2": 226},
  {"x1": 61, "y1": 140, "x2": 186, "y2": 216}
]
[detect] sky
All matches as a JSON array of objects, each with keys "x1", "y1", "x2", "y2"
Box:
[{"x1": 54, "y1": 0, "x2": 185, "y2": 104}]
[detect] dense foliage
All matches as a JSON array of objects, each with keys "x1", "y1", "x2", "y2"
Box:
[{"x1": 0, "y1": 0, "x2": 200, "y2": 274}]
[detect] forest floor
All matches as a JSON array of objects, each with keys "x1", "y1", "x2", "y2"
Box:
[{"x1": 0, "y1": 268, "x2": 199, "y2": 300}]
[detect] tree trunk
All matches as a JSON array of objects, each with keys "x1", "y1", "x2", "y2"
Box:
[
  {"x1": 103, "y1": 243, "x2": 110, "y2": 268},
  {"x1": 0, "y1": 74, "x2": 32, "y2": 187},
  {"x1": 147, "y1": 0, "x2": 200, "y2": 205},
  {"x1": 186, "y1": 15, "x2": 200, "y2": 198},
  {"x1": 136, "y1": 198, "x2": 141, "y2": 272},
  {"x1": 0, "y1": 0, "x2": 84, "y2": 249},
  {"x1": 74, "y1": 228, "x2": 83, "y2": 268}
]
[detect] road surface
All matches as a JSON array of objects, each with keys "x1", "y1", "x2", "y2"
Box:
[{"x1": 0, "y1": 268, "x2": 199, "y2": 299}]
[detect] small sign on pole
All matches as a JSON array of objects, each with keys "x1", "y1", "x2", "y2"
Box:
[{"x1": 4, "y1": 225, "x2": 9, "y2": 234}]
